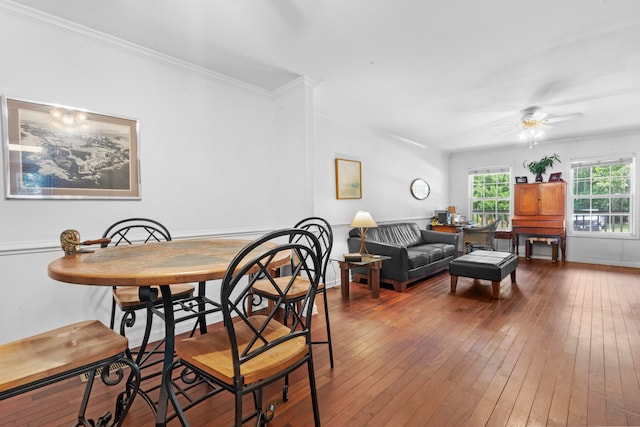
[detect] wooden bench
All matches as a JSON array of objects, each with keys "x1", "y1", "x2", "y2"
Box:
[
  {"x1": 525, "y1": 236, "x2": 559, "y2": 262},
  {"x1": 0, "y1": 320, "x2": 140, "y2": 426}
]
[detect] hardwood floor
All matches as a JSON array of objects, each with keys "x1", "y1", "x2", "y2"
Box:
[{"x1": 2, "y1": 260, "x2": 640, "y2": 426}]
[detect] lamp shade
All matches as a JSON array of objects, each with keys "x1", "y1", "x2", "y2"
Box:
[{"x1": 350, "y1": 210, "x2": 378, "y2": 228}]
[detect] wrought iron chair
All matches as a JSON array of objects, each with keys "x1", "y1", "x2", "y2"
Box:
[
  {"x1": 101, "y1": 218, "x2": 195, "y2": 365},
  {"x1": 248, "y1": 217, "x2": 334, "y2": 402},
  {"x1": 462, "y1": 220, "x2": 500, "y2": 254},
  {"x1": 164, "y1": 228, "x2": 322, "y2": 426},
  {"x1": 250, "y1": 217, "x2": 334, "y2": 368}
]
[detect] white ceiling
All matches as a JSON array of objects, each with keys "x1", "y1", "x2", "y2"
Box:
[{"x1": 10, "y1": 0, "x2": 640, "y2": 152}]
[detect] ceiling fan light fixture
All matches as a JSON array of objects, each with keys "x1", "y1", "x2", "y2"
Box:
[{"x1": 506, "y1": 106, "x2": 582, "y2": 148}]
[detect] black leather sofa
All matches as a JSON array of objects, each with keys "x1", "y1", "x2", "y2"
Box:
[{"x1": 347, "y1": 222, "x2": 458, "y2": 292}]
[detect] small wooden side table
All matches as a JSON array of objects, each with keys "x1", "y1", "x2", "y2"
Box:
[
  {"x1": 525, "y1": 236, "x2": 559, "y2": 262},
  {"x1": 337, "y1": 255, "x2": 390, "y2": 299}
]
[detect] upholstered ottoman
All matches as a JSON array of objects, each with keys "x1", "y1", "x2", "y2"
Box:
[{"x1": 449, "y1": 250, "x2": 518, "y2": 299}]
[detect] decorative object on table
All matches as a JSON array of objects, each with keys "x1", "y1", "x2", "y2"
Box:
[
  {"x1": 515, "y1": 176, "x2": 528, "y2": 184},
  {"x1": 410, "y1": 178, "x2": 430, "y2": 200},
  {"x1": 335, "y1": 158, "x2": 362, "y2": 199},
  {"x1": 59, "y1": 229, "x2": 111, "y2": 255},
  {"x1": 2, "y1": 96, "x2": 140, "y2": 199},
  {"x1": 523, "y1": 153, "x2": 561, "y2": 182},
  {"x1": 548, "y1": 172, "x2": 562, "y2": 182},
  {"x1": 435, "y1": 209, "x2": 452, "y2": 225},
  {"x1": 343, "y1": 253, "x2": 362, "y2": 262},
  {"x1": 350, "y1": 210, "x2": 377, "y2": 254},
  {"x1": 447, "y1": 205, "x2": 457, "y2": 218}
]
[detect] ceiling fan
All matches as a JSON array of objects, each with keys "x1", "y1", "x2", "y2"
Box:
[{"x1": 500, "y1": 106, "x2": 584, "y2": 147}]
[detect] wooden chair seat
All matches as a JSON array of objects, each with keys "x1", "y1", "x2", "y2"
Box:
[
  {"x1": 113, "y1": 283, "x2": 195, "y2": 308},
  {"x1": 0, "y1": 320, "x2": 128, "y2": 393},
  {"x1": 0, "y1": 320, "x2": 140, "y2": 426},
  {"x1": 252, "y1": 276, "x2": 317, "y2": 300},
  {"x1": 176, "y1": 315, "x2": 307, "y2": 386}
]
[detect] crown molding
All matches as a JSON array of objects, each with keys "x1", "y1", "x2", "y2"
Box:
[
  {"x1": 271, "y1": 76, "x2": 320, "y2": 98},
  {"x1": 0, "y1": 1, "x2": 272, "y2": 96}
]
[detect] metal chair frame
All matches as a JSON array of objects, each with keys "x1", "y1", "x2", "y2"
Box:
[
  {"x1": 101, "y1": 218, "x2": 208, "y2": 412},
  {"x1": 164, "y1": 228, "x2": 322, "y2": 426},
  {"x1": 252, "y1": 217, "x2": 334, "y2": 368}
]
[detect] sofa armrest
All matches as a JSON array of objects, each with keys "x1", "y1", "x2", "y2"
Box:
[
  {"x1": 347, "y1": 237, "x2": 408, "y2": 270},
  {"x1": 420, "y1": 229, "x2": 459, "y2": 247}
]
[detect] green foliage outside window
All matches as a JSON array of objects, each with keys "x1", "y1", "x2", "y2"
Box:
[
  {"x1": 470, "y1": 172, "x2": 511, "y2": 227},
  {"x1": 571, "y1": 163, "x2": 631, "y2": 233}
]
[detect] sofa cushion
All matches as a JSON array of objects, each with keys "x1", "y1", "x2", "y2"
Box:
[
  {"x1": 429, "y1": 242, "x2": 457, "y2": 258},
  {"x1": 407, "y1": 245, "x2": 445, "y2": 268},
  {"x1": 359, "y1": 223, "x2": 423, "y2": 247}
]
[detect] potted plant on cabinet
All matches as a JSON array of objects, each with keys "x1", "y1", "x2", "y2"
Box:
[{"x1": 523, "y1": 153, "x2": 561, "y2": 182}]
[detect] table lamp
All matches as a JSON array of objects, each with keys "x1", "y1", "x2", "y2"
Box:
[{"x1": 350, "y1": 210, "x2": 378, "y2": 254}]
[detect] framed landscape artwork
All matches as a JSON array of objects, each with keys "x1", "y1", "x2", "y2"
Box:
[
  {"x1": 335, "y1": 158, "x2": 362, "y2": 199},
  {"x1": 2, "y1": 96, "x2": 140, "y2": 199}
]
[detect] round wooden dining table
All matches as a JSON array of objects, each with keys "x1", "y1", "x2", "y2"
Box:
[{"x1": 47, "y1": 237, "x2": 289, "y2": 426}]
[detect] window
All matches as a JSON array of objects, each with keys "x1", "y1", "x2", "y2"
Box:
[
  {"x1": 570, "y1": 155, "x2": 634, "y2": 235},
  {"x1": 469, "y1": 166, "x2": 511, "y2": 228}
]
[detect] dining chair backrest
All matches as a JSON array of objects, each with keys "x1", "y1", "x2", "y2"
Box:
[
  {"x1": 292, "y1": 217, "x2": 333, "y2": 285},
  {"x1": 220, "y1": 228, "x2": 322, "y2": 378},
  {"x1": 101, "y1": 218, "x2": 172, "y2": 247}
]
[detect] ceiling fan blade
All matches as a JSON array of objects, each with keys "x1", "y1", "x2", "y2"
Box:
[
  {"x1": 531, "y1": 110, "x2": 548, "y2": 121},
  {"x1": 544, "y1": 112, "x2": 584, "y2": 124},
  {"x1": 490, "y1": 123, "x2": 516, "y2": 129},
  {"x1": 496, "y1": 126, "x2": 520, "y2": 136}
]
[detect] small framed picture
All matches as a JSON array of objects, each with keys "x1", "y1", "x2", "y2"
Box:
[
  {"x1": 549, "y1": 172, "x2": 562, "y2": 182},
  {"x1": 335, "y1": 158, "x2": 362, "y2": 199},
  {"x1": 515, "y1": 176, "x2": 528, "y2": 184}
]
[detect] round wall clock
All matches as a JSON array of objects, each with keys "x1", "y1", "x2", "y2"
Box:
[{"x1": 410, "y1": 178, "x2": 430, "y2": 200}]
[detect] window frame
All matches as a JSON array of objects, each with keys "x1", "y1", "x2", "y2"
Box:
[
  {"x1": 568, "y1": 154, "x2": 635, "y2": 237},
  {"x1": 468, "y1": 165, "x2": 512, "y2": 229}
]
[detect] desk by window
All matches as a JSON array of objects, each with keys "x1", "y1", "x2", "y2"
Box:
[{"x1": 432, "y1": 224, "x2": 460, "y2": 233}]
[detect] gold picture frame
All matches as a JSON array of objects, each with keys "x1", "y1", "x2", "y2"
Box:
[
  {"x1": 2, "y1": 96, "x2": 140, "y2": 199},
  {"x1": 335, "y1": 158, "x2": 362, "y2": 199}
]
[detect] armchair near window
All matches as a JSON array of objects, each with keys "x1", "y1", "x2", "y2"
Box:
[{"x1": 462, "y1": 220, "x2": 500, "y2": 254}]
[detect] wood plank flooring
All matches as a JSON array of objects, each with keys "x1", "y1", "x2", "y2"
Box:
[{"x1": 1, "y1": 260, "x2": 639, "y2": 426}]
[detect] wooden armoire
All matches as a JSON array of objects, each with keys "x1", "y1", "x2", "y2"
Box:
[{"x1": 511, "y1": 181, "x2": 567, "y2": 261}]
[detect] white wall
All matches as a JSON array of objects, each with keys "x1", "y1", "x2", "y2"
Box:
[
  {"x1": 0, "y1": 7, "x2": 446, "y2": 344},
  {"x1": 312, "y1": 114, "x2": 450, "y2": 279},
  {"x1": 449, "y1": 132, "x2": 640, "y2": 267},
  {"x1": 0, "y1": 8, "x2": 312, "y2": 343}
]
